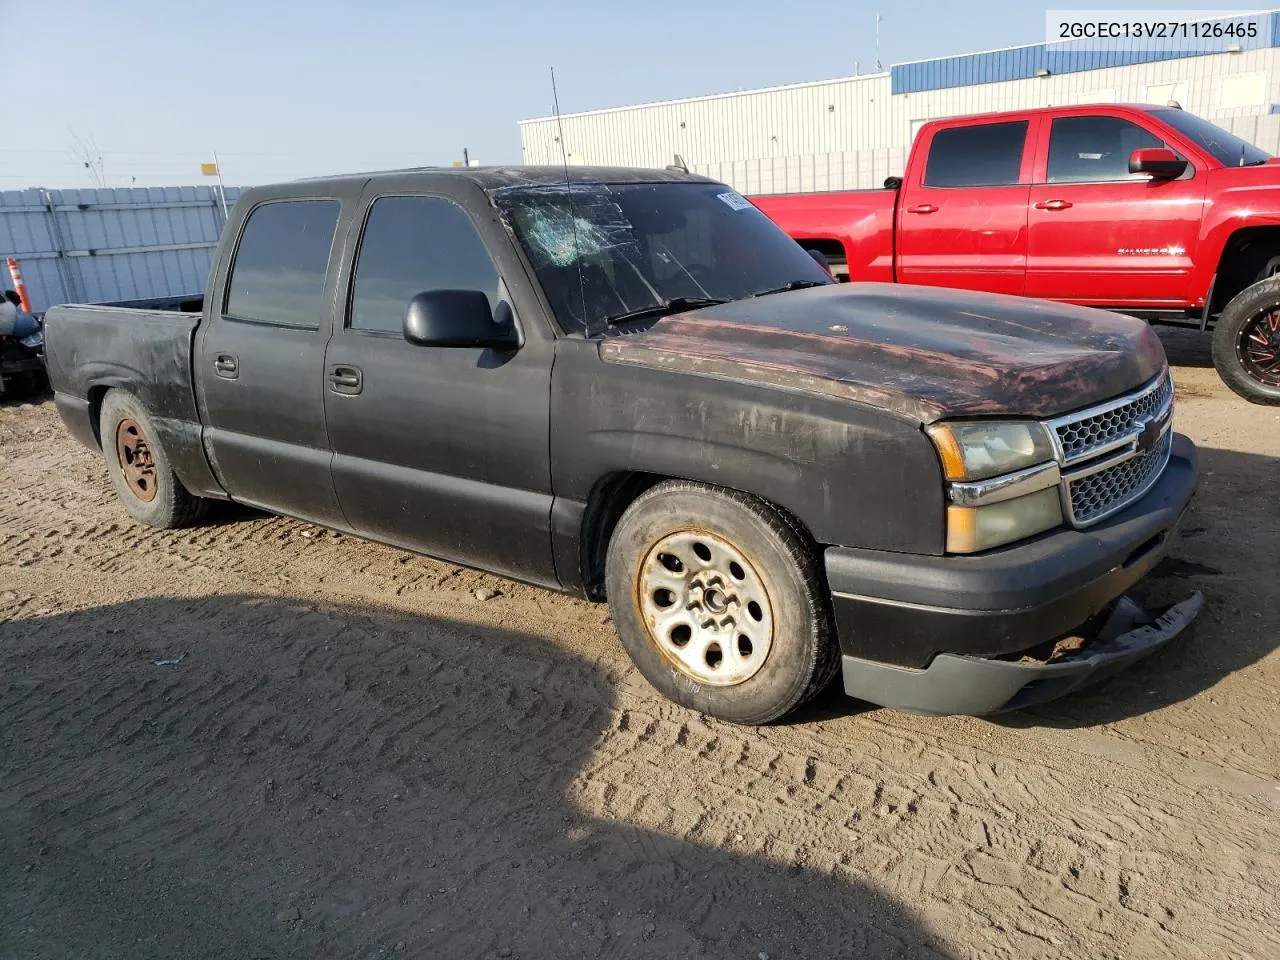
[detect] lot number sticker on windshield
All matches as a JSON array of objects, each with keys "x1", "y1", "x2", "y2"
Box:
[{"x1": 717, "y1": 191, "x2": 753, "y2": 211}]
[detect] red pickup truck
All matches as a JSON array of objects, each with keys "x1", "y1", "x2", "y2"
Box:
[{"x1": 755, "y1": 104, "x2": 1280, "y2": 404}]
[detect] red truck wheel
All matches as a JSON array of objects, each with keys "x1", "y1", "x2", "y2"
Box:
[{"x1": 1212, "y1": 276, "x2": 1280, "y2": 406}]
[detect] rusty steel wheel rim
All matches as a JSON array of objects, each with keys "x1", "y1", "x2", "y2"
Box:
[
  {"x1": 115, "y1": 418, "x2": 158, "y2": 503},
  {"x1": 1238, "y1": 306, "x2": 1280, "y2": 388},
  {"x1": 636, "y1": 529, "x2": 775, "y2": 686}
]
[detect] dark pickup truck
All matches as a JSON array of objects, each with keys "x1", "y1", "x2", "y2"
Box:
[{"x1": 45, "y1": 166, "x2": 1202, "y2": 722}]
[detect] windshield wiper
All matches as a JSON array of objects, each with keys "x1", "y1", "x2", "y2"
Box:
[
  {"x1": 751, "y1": 279, "x2": 830, "y2": 298},
  {"x1": 595, "y1": 296, "x2": 728, "y2": 331}
]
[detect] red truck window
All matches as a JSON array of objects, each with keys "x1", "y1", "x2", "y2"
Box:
[
  {"x1": 1046, "y1": 116, "x2": 1165, "y2": 183},
  {"x1": 923, "y1": 121, "x2": 1028, "y2": 188}
]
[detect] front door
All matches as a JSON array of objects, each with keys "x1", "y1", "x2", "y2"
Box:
[
  {"x1": 322, "y1": 190, "x2": 557, "y2": 586},
  {"x1": 195, "y1": 197, "x2": 346, "y2": 526},
  {"x1": 896, "y1": 118, "x2": 1033, "y2": 297},
  {"x1": 1026, "y1": 114, "x2": 1207, "y2": 306}
]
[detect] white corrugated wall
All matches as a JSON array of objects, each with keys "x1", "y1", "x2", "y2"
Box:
[{"x1": 519, "y1": 48, "x2": 1280, "y2": 194}]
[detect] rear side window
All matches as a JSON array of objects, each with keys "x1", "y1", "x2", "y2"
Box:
[
  {"x1": 349, "y1": 196, "x2": 500, "y2": 334},
  {"x1": 1047, "y1": 116, "x2": 1166, "y2": 183},
  {"x1": 225, "y1": 200, "x2": 340, "y2": 328},
  {"x1": 924, "y1": 121, "x2": 1028, "y2": 188}
]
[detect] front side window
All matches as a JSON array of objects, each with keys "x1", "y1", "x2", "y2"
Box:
[
  {"x1": 493, "y1": 182, "x2": 831, "y2": 334},
  {"x1": 349, "y1": 196, "x2": 500, "y2": 334},
  {"x1": 1047, "y1": 116, "x2": 1166, "y2": 183},
  {"x1": 225, "y1": 200, "x2": 339, "y2": 328},
  {"x1": 923, "y1": 121, "x2": 1028, "y2": 188}
]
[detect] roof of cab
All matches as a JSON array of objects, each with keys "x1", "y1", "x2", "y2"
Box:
[{"x1": 292, "y1": 165, "x2": 718, "y2": 192}]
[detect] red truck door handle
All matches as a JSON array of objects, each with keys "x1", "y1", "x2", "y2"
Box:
[
  {"x1": 906, "y1": 203, "x2": 937, "y2": 214},
  {"x1": 1035, "y1": 199, "x2": 1073, "y2": 210}
]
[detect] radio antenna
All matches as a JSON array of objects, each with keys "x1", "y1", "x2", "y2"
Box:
[{"x1": 550, "y1": 66, "x2": 590, "y2": 335}]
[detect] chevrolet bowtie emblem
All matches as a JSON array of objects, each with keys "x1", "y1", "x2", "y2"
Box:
[{"x1": 1135, "y1": 410, "x2": 1167, "y2": 455}]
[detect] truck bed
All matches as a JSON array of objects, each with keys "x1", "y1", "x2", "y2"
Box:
[
  {"x1": 751, "y1": 190, "x2": 896, "y2": 283},
  {"x1": 43, "y1": 303, "x2": 217, "y2": 497}
]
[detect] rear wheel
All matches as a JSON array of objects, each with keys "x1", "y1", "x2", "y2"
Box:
[
  {"x1": 99, "y1": 390, "x2": 207, "y2": 528},
  {"x1": 1212, "y1": 275, "x2": 1280, "y2": 405},
  {"x1": 605, "y1": 480, "x2": 839, "y2": 724}
]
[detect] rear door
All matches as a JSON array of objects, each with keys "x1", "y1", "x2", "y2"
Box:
[
  {"x1": 896, "y1": 118, "x2": 1034, "y2": 296},
  {"x1": 322, "y1": 183, "x2": 557, "y2": 586},
  {"x1": 1026, "y1": 113, "x2": 1206, "y2": 306},
  {"x1": 195, "y1": 194, "x2": 349, "y2": 525}
]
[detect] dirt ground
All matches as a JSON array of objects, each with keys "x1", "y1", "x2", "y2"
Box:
[{"x1": 1, "y1": 329, "x2": 1277, "y2": 960}]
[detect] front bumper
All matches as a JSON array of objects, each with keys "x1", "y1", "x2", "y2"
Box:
[{"x1": 826, "y1": 433, "x2": 1201, "y2": 715}]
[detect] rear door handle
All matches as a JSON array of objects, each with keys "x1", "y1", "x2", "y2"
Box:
[
  {"x1": 328, "y1": 365, "x2": 363, "y2": 396},
  {"x1": 1034, "y1": 199, "x2": 1073, "y2": 210},
  {"x1": 213, "y1": 354, "x2": 238, "y2": 379},
  {"x1": 906, "y1": 203, "x2": 938, "y2": 214}
]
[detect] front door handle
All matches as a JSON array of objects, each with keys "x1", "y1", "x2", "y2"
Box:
[
  {"x1": 213, "y1": 354, "x2": 238, "y2": 379},
  {"x1": 328, "y1": 365, "x2": 363, "y2": 396},
  {"x1": 1034, "y1": 199, "x2": 1073, "y2": 211},
  {"x1": 906, "y1": 203, "x2": 938, "y2": 214}
]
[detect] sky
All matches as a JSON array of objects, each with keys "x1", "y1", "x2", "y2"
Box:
[{"x1": 3, "y1": 0, "x2": 1220, "y2": 189}]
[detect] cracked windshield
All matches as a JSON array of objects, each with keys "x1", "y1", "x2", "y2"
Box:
[{"x1": 494, "y1": 182, "x2": 831, "y2": 333}]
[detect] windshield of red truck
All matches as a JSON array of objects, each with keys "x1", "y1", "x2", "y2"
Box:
[
  {"x1": 1150, "y1": 108, "x2": 1270, "y2": 166},
  {"x1": 492, "y1": 182, "x2": 832, "y2": 334}
]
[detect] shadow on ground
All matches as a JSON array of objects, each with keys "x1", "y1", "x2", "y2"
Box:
[
  {"x1": 1155, "y1": 326, "x2": 1214, "y2": 370},
  {"x1": 996, "y1": 445, "x2": 1277, "y2": 729},
  {"x1": 0, "y1": 381, "x2": 51, "y2": 409},
  {"x1": 0, "y1": 595, "x2": 940, "y2": 960}
]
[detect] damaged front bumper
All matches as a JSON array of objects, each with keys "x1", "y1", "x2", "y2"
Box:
[
  {"x1": 839, "y1": 592, "x2": 1202, "y2": 715},
  {"x1": 826, "y1": 433, "x2": 1200, "y2": 716}
]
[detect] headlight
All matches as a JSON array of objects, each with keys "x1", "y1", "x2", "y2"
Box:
[
  {"x1": 927, "y1": 420, "x2": 1062, "y2": 553},
  {"x1": 926, "y1": 420, "x2": 1056, "y2": 481},
  {"x1": 946, "y1": 487, "x2": 1062, "y2": 553}
]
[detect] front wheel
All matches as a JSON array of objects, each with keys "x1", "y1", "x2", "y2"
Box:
[
  {"x1": 1212, "y1": 276, "x2": 1280, "y2": 405},
  {"x1": 604, "y1": 481, "x2": 839, "y2": 724}
]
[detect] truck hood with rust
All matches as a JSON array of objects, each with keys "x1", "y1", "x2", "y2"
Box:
[{"x1": 599, "y1": 282, "x2": 1167, "y2": 423}]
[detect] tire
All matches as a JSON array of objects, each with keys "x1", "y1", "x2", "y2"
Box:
[
  {"x1": 1212, "y1": 275, "x2": 1280, "y2": 405},
  {"x1": 604, "y1": 480, "x2": 839, "y2": 724},
  {"x1": 99, "y1": 389, "x2": 208, "y2": 528}
]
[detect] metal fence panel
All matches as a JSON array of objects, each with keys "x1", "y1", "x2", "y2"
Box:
[{"x1": 0, "y1": 184, "x2": 239, "y2": 312}]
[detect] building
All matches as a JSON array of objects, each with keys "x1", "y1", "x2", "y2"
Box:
[{"x1": 519, "y1": 12, "x2": 1280, "y2": 195}]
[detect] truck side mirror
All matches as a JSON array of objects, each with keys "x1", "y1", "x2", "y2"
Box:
[
  {"x1": 806, "y1": 248, "x2": 833, "y2": 276},
  {"x1": 403, "y1": 290, "x2": 520, "y2": 350},
  {"x1": 1129, "y1": 148, "x2": 1187, "y2": 179}
]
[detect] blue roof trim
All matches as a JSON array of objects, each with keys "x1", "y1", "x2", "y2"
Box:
[{"x1": 892, "y1": 13, "x2": 1280, "y2": 95}]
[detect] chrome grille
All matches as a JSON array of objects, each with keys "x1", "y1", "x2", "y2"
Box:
[
  {"x1": 1046, "y1": 370, "x2": 1175, "y2": 527},
  {"x1": 1052, "y1": 372, "x2": 1173, "y2": 464},
  {"x1": 1066, "y1": 430, "x2": 1172, "y2": 525}
]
